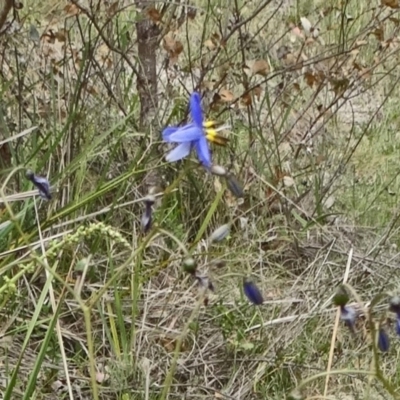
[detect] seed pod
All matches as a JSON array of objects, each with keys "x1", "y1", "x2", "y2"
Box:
[
  {"x1": 182, "y1": 257, "x2": 197, "y2": 274},
  {"x1": 287, "y1": 389, "x2": 305, "y2": 400},
  {"x1": 209, "y1": 224, "x2": 230, "y2": 243},
  {"x1": 332, "y1": 285, "x2": 349, "y2": 307}
]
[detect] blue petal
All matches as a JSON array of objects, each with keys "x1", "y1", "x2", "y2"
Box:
[
  {"x1": 243, "y1": 279, "x2": 264, "y2": 305},
  {"x1": 165, "y1": 142, "x2": 191, "y2": 162},
  {"x1": 194, "y1": 136, "x2": 211, "y2": 168},
  {"x1": 162, "y1": 126, "x2": 180, "y2": 141},
  {"x1": 189, "y1": 92, "x2": 204, "y2": 127},
  {"x1": 167, "y1": 124, "x2": 203, "y2": 143}
]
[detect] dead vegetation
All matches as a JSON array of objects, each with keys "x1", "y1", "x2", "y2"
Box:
[{"x1": 1, "y1": 0, "x2": 400, "y2": 399}]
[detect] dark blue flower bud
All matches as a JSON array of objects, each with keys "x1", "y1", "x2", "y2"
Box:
[
  {"x1": 141, "y1": 195, "x2": 155, "y2": 233},
  {"x1": 225, "y1": 173, "x2": 244, "y2": 198},
  {"x1": 26, "y1": 170, "x2": 52, "y2": 200},
  {"x1": 378, "y1": 328, "x2": 390, "y2": 352},
  {"x1": 141, "y1": 204, "x2": 152, "y2": 233},
  {"x1": 243, "y1": 278, "x2": 263, "y2": 305}
]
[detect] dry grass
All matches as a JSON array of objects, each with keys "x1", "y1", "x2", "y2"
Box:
[{"x1": 1, "y1": 0, "x2": 400, "y2": 399}]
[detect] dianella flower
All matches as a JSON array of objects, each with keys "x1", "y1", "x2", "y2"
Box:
[
  {"x1": 203, "y1": 120, "x2": 230, "y2": 146},
  {"x1": 162, "y1": 92, "x2": 229, "y2": 169},
  {"x1": 26, "y1": 170, "x2": 52, "y2": 200}
]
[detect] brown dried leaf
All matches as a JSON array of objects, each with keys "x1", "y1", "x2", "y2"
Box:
[
  {"x1": 272, "y1": 165, "x2": 285, "y2": 184},
  {"x1": 64, "y1": 4, "x2": 80, "y2": 16},
  {"x1": 84, "y1": 84, "x2": 98, "y2": 96},
  {"x1": 381, "y1": 0, "x2": 399, "y2": 8},
  {"x1": 204, "y1": 39, "x2": 216, "y2": 50},
  {"x1": 252, "y1": 85, "x2": 262, "y2": 99},
  {"x1": 219, "y1": 89, "x2": 235, "y2": 102},
  {"x1": 251, "y1": 59, "x2": 270, "y2": 76},
  {"x1": 147, "y1": 6, "x2": 162, "y2": 23},
  {"x1": 359, "y1": 67, "x2": 372, "y2": 81},
  {"x1": 304, "y1": 70, "x2": 316, "y2": 87},
  {"x1": 241, "y1": 92, "x2": 252, "y2": 106},
  {"x1": 293, "y1": 82, "x2": 301, "y2": 91},
  {"x1": 283, "y1": 52, "x2": 297, "y2": 66},
  {"x1": 330, "y1": 77, "x2": 350, "y2": 96},
  {"x1": 187, "y1": 7, "x2": 197, "y2": 20},
  {"x1": 54, "y1": 30, "x2": 67, "y2": 42},
  {"x1": 107, "y1": 1, "x2": 119, "y2": 16},
  {"x1": 372, "y1": 27, "x2": 384, "y2": 42},
  {"x1": 41, "y1": 31, "x2": 55, "y2": 44},
  {"x1": 163, "y1": 34, "x2": 184, "y2": 63},
  {"x1": 211, "y1": 32, "x2": 221, "y2": 43},
  {"x1": 291, "y1": 26, "x2": 304, "y2": 38}
]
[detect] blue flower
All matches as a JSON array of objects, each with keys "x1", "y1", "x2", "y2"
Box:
[
  {"x1": 243, "y1": 278, "x2": 264, "y2": 305},
  {"x1": 162, "y1": 92, "x2": 212, "y2": 168}
]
